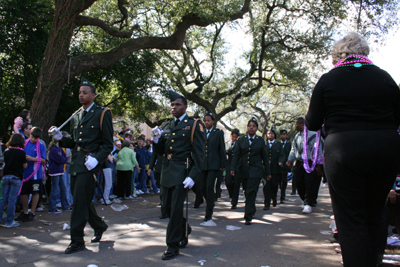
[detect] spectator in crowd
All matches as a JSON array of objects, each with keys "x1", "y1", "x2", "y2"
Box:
[
  {"x1": 286, "y1": 118, "x2": 323, "y2": 214},
  {"x1": 148, "y1": 152, "x2": 167, "y2": 218},
  {"x1": 116, "y1": 141, "x2": 140, "y2": 201},
  {"x1": 146, "y1": 144, "x2": 159, "y2": 194},
  {"x1": 0, "y1": 133, "x2": 27, "y2": 228},
  {"x1": 48, "y1": 139, "x2": 70, "y2": 213},
  {"x1": 21, "y1": 123, "x2": 32, "y2": 140},
  {"x1": 305, "y1": 32, "x2": 400, "y2": 267},
  {"x1": 135, "y1": 137, "x2": 149, "y2": 194},
  {"x1": 13, "y1": 109, "x2": 31, "y2": 135},
  {"x1": 100, "y1": 155, "x2": 114, "y2": 205},
  {"x1": 387, "y1": 174, "x2": 400, "y2": 236},
  {"x1": 231, "y1": 117, "x2": 271, "y2": 225},
  {"x1": 278, "y1": 129, "x2": 291, "y2": 203},
  {"x1": 15, "y1": 127, "x2": 46, "y2": 222},
  {"x1": 63, "y1": 147, "x2": 73, "y2": 205}
]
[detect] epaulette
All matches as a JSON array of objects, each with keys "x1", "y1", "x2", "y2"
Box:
[{"x1": 97, "y1": 106, "x2": 105, "y2": 110}]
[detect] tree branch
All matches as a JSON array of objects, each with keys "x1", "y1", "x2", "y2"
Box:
[
  {"x1": 72, "y1": 0, "x2": 251, "y2": 75},
  {"x1": 76, "y1": 15, "x2": 139, "y2": 38}
]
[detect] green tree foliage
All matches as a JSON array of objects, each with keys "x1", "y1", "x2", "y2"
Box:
[{"x1": 0, "y1": 0, "x2": 53, "y2": 140}]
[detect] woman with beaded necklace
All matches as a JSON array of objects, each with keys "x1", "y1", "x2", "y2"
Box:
[{"x1": 305, "y1": 32, "x2": 400, "y2": 267}]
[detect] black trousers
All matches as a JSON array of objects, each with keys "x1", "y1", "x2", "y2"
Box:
[
  {"x1": 325, "y1": 129, "x2": 400, "y2": 267},
  {"x1": 155, "y1": 172, "x2": 167, "y2": 217},
  {"x1": 70, "y1": 172, "x2": 107, "y2": 244},
  {"x1": 278, "y1": 170, "x2": 288, "y2": 201},
  {"x1": 292, "y1": 162, "x2": 321, "y2": 206},
  {"x1": 262, "y1": 174, "x2": 280, "y2": 207},
  {"x1": 117, "y1": 170, "x2": 132, "y2": 198},
  {"x1": 201, "y1": 170, "x2": 219, "y2": 220},
  {"x1": 225, "y1": 170, "x2": 242, "y2": 206},
  {"x1": 242, "y1": 177, "x2": 261, "y2": 221}
]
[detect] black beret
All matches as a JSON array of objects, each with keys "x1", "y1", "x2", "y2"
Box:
[
  {"x1": 204, "y1": 111, "x2": 215, "y2": 120},
  {"x1": 248, "y1": 117, "x2": 258, "y2": 128},
  {"x1": 81, "y1": 77, "x2": 96, "y2": 90},
  {"x1": 231, "y1": 128, "x2": 240, "y2": 135},
  {"x1": 168, "y1": 90, "x2": 185, "y2": 102}
]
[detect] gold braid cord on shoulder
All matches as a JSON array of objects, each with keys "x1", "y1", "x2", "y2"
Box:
[
  {"x1": 191, "y1": 119, "x2": 203, "y2": 145},
  {"x1": 100, "y1": 108, "x2": 112, "y2": 131}
]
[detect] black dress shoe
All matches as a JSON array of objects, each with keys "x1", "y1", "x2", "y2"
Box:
[
  {"x1": 280, "y1": 200, "x2": 284, "y2": 204},
  {"x1": 245, "y1": 220, "x2": 251, "y2": 225},
  {"x1": 263, "y1": 206, "x2": 269, "y2": 210},
  {"x1": 159, "y1": 214, "x2": 168, "y2": 219},
  {"x1": 273, "y1": 203, "x2": 277, "y2": 207},
  {"x1": 290, "y1": 192, "x2": 296, "y2": 195},
  {"x1": 193, "y1": 205, "x2": 200, "y2": 208},
  {"x1": 65, "y1": 242, "x2": 85, "y2": 254},
  {"x1": 91, "y1": 224, "x2": 108, "y2": 243},
  {"x1": 231, "y1": 205, "x2": 237, "y2": 209},
  {"x1": 179, "y1": 238, "x2": 188, "y2": 248},
  {"x1": 161, "y1": 250, "x2": 179, "y2": 260}
]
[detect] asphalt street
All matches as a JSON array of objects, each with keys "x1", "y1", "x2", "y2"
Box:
[{"x1": 0, "y1": 182, "x2": 398, "y2": 267}]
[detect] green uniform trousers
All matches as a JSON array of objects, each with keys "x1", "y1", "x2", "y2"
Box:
[
  {"x1": 262, "y1": 174, "x2": 280, "y2": 208},
  {"x1": 70, "y1": 172, "x2": 107, "y2": 244},
  {"x1": 161, "y1": 184, "x2": 190, "y2": 252},
  {"x1": 242, "y1": 177, "x2": 261, "y2": 221}
]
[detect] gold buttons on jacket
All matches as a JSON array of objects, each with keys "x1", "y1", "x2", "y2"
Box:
[
  {"x1": 173, "y1": 133, "x2": 175, "y2": 135},
  {"x1": 170, "y1": 147, "x2": 172, "y2": 150},
  {"x1": 183, "y1": 134, "x2": 185, "y2": 136},
  {"x1": 80, "y1": 125, "x2": 83, "y2": 128},
  {"x1": 171, "y1": 140, "x2": 174, "y2": 143},
  {"x1": 91, "y1": 126, "x2": 94, "y2": 128},
  {"x1": 79, "y1": 132, "x2": 82, "y2": 134},
  {"x1": 165, "y1": 134, "x2": 167, "y2": 136},
  {"x1": 79, "y1": 138, "x2": 82, "y2": 141}
]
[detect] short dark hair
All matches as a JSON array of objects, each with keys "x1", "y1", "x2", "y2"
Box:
[
  {"x1": 122, "y1": 140, "x2": 130, "y2": 148},
  {"x1": 19, "y1": 109, "x2": 30, "y2": 121},
  {"x1": 268, "y1": 129, "x2": 276, "y2": 139},
  {"x1": 21, "y1": 122, "x2": 32, "y2": 131},
  {"x1": 176, "y1": 97, "x2": 187, "y2": 106},
  {"x1": 296, "y1": 117, "x2": 305, "y2": 124},
  {"x1": 8, "y1": 133, "x2": 25, "y2": 148},
  {"x1": 137, "y1": 137, "x2": 144, "y2": 141},
  {"x1": 30, "y1": 127, "x2": 42, "y2": 138}
]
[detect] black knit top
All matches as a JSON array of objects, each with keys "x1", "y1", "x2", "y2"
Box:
[{"x1": 305, "y1": 65, "x2": 400, "y2": 135}]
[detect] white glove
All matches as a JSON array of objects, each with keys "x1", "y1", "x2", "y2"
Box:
[
  {"x1": 48, "y1": 126, "x2": 63, "y2": 141},
  {"x1": 183, "y1": 177, "x2": 195, "y2": 189},
  {"x1": 85, "y1": 155, "x2": 98, "y2": 171},
  {"x1": 151, "y1": 126, "x2": 163, "y2": 144}
]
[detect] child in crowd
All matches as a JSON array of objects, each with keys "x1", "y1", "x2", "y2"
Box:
[
  {"x1": 13, "y1": 109, "x2": 31, "y2": 135},
  {"x1": 15, "y1": 127, "x2": 46, "y2": 222},
  {"x1": 48, "y1": 139, "x2": 70, "y2": 213},
  {"x1": 0, "y1": 133, "x2": 27, "y2": 228}
]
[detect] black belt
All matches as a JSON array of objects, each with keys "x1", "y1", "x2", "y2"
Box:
[
  {"x1": 164, "y1": 154, "x2": 192, "y2": 163},
  {"x1": 75, "y1": 146, "x2": 97, "y2": 155}
]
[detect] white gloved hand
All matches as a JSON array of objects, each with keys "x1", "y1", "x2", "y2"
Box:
[
  {"x1": 183, "y1": 177, "x2": 195, "y2": 189},
  {"x1": 85, "y1": 155, "x2": 98, "y2": 171},
  {"x1": 48, "y1": 126, "x2": 63, "y2": 141},
  {"x1": 151, "y1": 126, "x2": 163, "y2": 144}
]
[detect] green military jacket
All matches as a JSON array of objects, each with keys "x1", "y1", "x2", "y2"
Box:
[
  {"x1": 232, "y1": 134, "x2": 270, "y2": 179},
  {"x1": 278, "y1": 141, "x2": 292, "y2": 171},
  {"x1": 148, "y1": 152, "x2": 164, "y2": 174},
  {"x1": 61, "y1": 103, "x2": 113, "y2": 175},
  {"x1": 153, "y1": 114, "x2": 206, "y2": 188},
  {"x1": 267, "y1": 140, "x2": 283, "y2": 175},
  {"x1": 202, "y1": 127, "x2": 226, "y2": 171},
  {"x1": 225, "y1": 141, "x2": 237, "y2": 173}
]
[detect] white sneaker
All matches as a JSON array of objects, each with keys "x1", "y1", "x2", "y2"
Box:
[
  {"x1": 113, "y1": 198, "x2": 122, "y2": 204},
  {"x1": 136, "y1": 190, "x2": 143, "y2": 195},
  {"x1": 36, "y1": 207, "x2": 44, "y2": 212},
  {"x1": 56, "y1": 203, "x2": 62, "y2": 208},
  {"x1": 302, "y1": 204, "x2": 312, "y2": 214},
  {"x1": 131, "y1": 194, "x2": 137, "y2": 198},
  {"x1": 200, "y1": 220, "x2": 217, "y2": 227},
  {"x1": 124, "y1": 196, "x2": 130, "y2": 200},
  {"x1": 5, "y1": 221, "x2": 20, "y2": 228},
  {"x1": 109, "y1": 194, "x2": 117, "y2": 199}
]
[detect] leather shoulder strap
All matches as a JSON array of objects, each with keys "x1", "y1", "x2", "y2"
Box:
[
  {"x1": 100, "y1": 108, "x2": 112, "y2": 131},
  {"x1": 191, "y1": 119, "x2": 203, "y2": 145}
]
